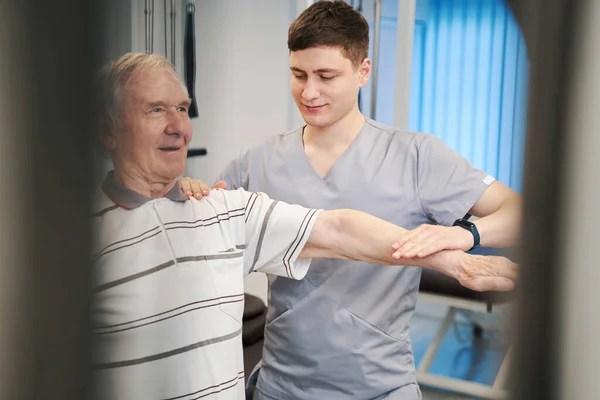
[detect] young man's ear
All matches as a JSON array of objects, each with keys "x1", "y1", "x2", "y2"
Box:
[{"x1": 358, "y1": 58, "x2": 371, "y2": 88}]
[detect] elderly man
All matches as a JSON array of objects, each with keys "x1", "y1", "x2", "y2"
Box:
[{"x1": 91, "y1": 52, "x2": 516, "y2": 400}]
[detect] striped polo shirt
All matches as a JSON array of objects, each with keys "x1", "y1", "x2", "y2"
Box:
[{"x1": 91, "y1": 172, "x2": 321, "y2": 400}]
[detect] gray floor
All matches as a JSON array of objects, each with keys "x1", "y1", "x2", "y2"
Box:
[
  {"x1": 422, "y1": 387, "x2": 476, "y2": 400},
  {"x1": 411, "y1": 297, "x2": 513, "y2": 400}
]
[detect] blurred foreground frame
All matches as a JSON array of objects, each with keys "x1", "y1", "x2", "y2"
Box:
[
  {"x1": 509, "y1": 0, "x2": 584, "y2": 399},
  {"x1": 0, "y1": 0, "x2": 104, "y2": 399},
  {"x1": 0, "y1": 0, "x2": 588, "y2": 399}
]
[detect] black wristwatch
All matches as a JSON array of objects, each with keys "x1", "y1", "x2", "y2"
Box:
[{"x1": 452, "y1": 218, "x2": 481, "y2": 251}]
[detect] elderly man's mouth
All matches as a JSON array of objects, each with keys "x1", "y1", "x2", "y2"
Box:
[{"x1": 158, "y1": 147, "x2": 182, "y2": 152}]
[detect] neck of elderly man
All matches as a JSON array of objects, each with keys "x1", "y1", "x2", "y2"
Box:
[{"x1": 113, "y1": 164, "x2": 178, "y2": 199}]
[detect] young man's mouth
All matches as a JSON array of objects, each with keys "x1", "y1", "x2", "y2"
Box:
[{"x1": 303, "y1": 104, "x2": 327, "y2": 112}]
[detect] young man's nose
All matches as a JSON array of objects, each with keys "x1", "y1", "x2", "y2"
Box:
[{"x1": 302, "y1": 78, "x2": 321, "y2": 101}]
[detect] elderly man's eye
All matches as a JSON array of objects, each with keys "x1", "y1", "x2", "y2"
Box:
[{"x1": 152, "y1": 108, "x2": 162, "y2": 113}]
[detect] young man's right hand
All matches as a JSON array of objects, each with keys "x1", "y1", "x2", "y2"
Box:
[
  {"x1": 178, "y1": 177, "x2": 227, "y2": 200},
  {"x1": 391, "y1": 224, "x2": 474, "y2": 259}
]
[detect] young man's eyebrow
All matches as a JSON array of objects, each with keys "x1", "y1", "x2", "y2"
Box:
[
  {"x1": 290, "y1": 67, "x2": 341, "y2": 74},
  {"x1": 314, "y1": 68, "x2": 341, "y2": 74}
]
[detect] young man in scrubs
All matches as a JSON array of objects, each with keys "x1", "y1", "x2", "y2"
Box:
[{"x1": 182, "y1": 1, "x2": 522, "y2": 399}]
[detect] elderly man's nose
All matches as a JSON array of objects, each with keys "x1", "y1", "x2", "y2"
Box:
[
  {"x1": 165, "y1": 119, "x2": 182, "y2": 136},
  {"x1": 165, "y1": 111, "x2": 186, "y2": 134}
]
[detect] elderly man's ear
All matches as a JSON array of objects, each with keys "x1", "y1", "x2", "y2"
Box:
[
  {"x1": 96, "y1": 117, "x2": 117, "y2": 152},
  {"x1": 101, "y1": 132, "x2": 116, "y2": 151}
]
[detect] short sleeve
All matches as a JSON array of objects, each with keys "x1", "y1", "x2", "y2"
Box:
[
  {"x1": 216, "y1": 149, "x2": 250, "y2": 191},
  {"x1": 417, "y1": 135, "x2": 496, "y2": 226},
  {"x1": 222, "y1": 188, "x2": 321, "y2": 278}
]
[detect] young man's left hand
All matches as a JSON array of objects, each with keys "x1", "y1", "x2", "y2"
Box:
[
  {"x1": 391, "y1": 224, "x2": 474, "y2": 259},
  {"x1": 179, "y1": 177, "x2": 227, "y2": 200}
]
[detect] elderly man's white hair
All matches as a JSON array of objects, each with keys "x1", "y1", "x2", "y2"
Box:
[{"x1": 95, "y1": 52, "x2": 190, "y2": 136}]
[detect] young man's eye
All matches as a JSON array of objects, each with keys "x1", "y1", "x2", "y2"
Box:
[
  {"x1": 320, "y1": 76, "x2": 335, "y2": 81},
  {"x1": 294, "y1": 74, "x2": 307, "y2": 80}
]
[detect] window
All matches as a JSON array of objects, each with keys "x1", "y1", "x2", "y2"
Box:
[{"x1": 362, "y1": 0, "x2": 529, "y2": 192}]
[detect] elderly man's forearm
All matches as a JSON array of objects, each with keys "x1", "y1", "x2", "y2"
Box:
[{"x1": 301, "y1": 209, "x2": 455, "y2": 274}]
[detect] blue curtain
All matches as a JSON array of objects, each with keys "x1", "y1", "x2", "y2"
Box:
[{"x1": 366, "y1": 0, "x2": 529, "y2": 192}]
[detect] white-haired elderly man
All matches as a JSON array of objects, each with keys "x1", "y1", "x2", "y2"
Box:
[{"x1": 91, "y1": 52, "x2": 517, "y2": 400}]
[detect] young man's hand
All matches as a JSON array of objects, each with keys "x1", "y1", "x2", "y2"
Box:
[
  {"x1": 178, "y1": 177, "x2": 227, "y2": 200},
  {"x1": 391, "y1": 224, "x2": 474, "y2": 259}
]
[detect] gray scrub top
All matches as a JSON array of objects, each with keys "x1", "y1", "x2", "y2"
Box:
[{"x1": 218, "y1": 118, "x2": 494, "y2": 400}]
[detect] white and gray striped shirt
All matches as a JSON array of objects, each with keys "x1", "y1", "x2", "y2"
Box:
[{"x1": 91, "y1": 173, "x2": 321, "y2": 399}]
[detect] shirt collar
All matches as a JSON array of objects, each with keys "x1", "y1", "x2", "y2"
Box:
[{"x1": 101, "y1": 170, "x2": 188, "y2": 209}]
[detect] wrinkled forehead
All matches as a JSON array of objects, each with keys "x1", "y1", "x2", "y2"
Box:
[{"x1": 125, "y1": 67, "x2": 189, "y2": 105}]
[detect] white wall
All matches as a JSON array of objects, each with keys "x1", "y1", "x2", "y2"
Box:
[{"x1": 183, "y1": 1, "x2": 306, "y2": 184}]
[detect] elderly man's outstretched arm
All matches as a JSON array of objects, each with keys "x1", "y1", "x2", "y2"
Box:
[{"x1": 301, "y1": 209, "x2": 517, "y2": 292}]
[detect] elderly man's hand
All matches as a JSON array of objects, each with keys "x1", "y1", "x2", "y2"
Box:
[
  {"x1": 179, "y1": 177, "x2": 227, "y2": 200},
  {"x1": 394, "y1": 249, "x2": 518, "y2": 292},
  {"x1": 451, "y1": 253, "x2": 518, "y2": 292},
  {"x1": 391, "y1": 224, "x2": 474, "y2": 259}
]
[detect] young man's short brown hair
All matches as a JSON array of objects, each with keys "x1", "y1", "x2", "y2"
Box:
[{"x1": 288, "y1": 0, "x2": 369, "y2": 68}]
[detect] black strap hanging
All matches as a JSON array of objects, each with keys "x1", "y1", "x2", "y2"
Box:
[{"x1": 184, "y1": 1, "x2": 199, "y2": 118}]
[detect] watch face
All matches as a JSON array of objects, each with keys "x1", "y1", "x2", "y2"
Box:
[{"x1": 454, "y1": 219, "x2": 474, "y2": 228}]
